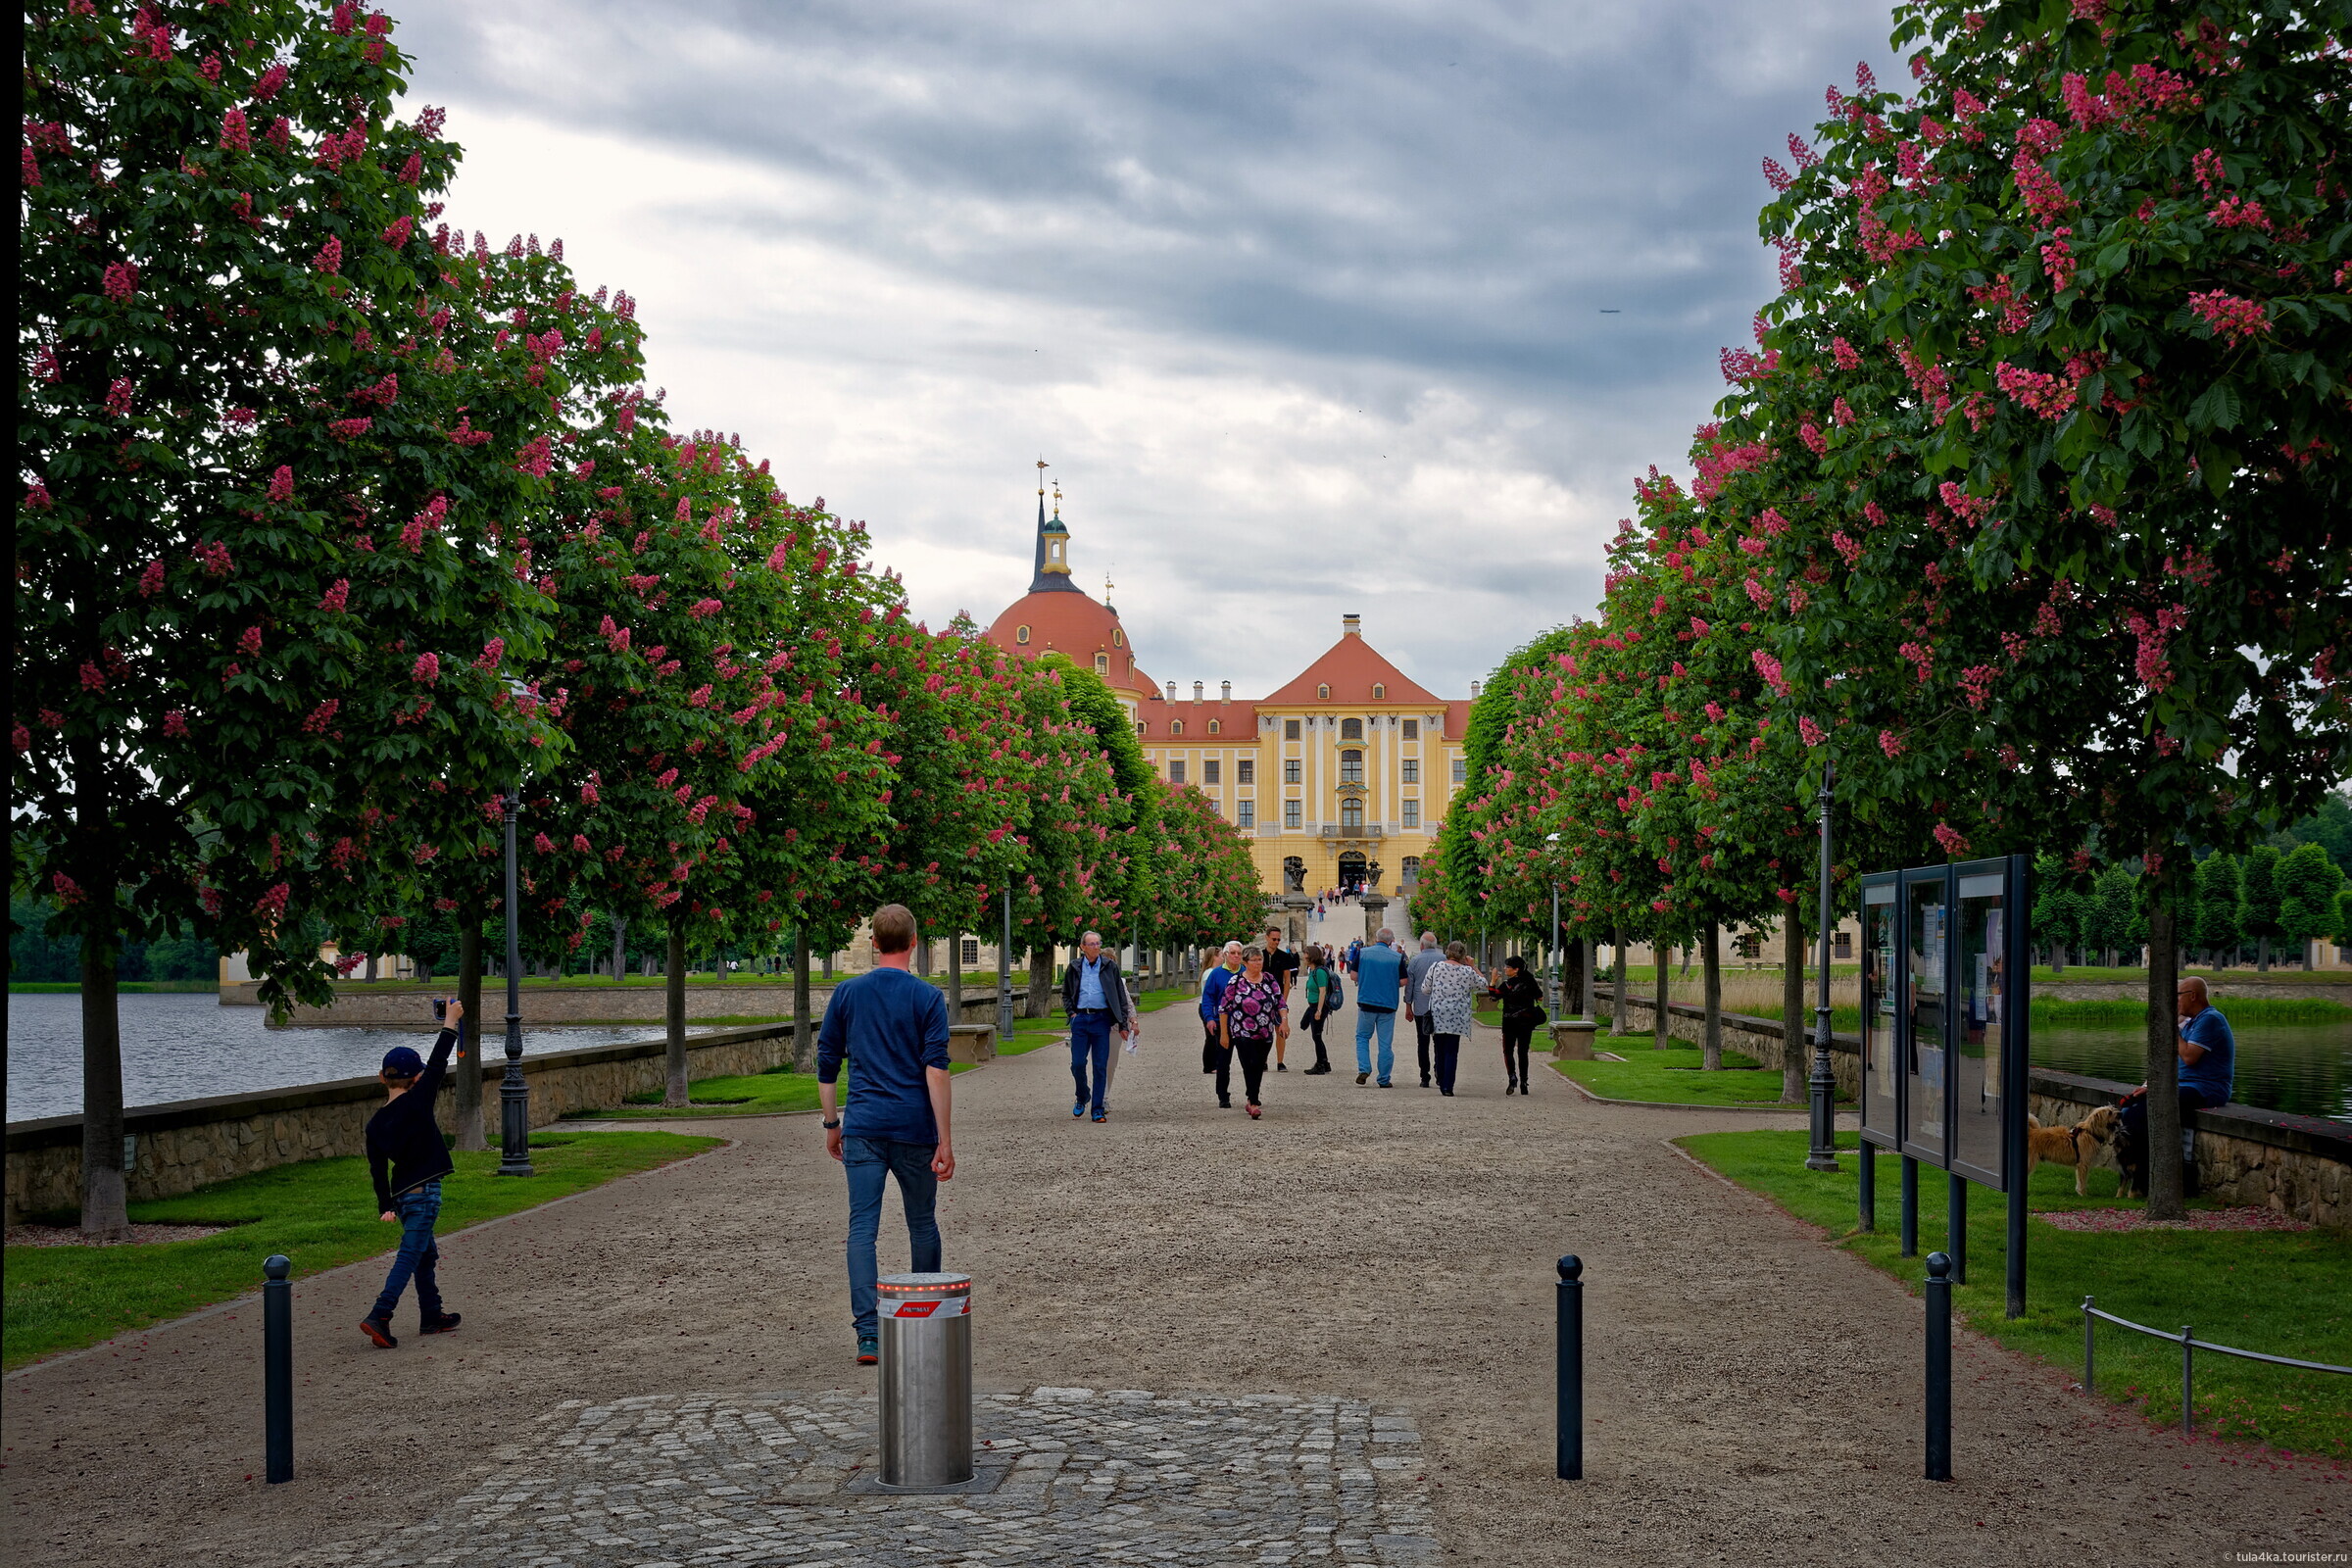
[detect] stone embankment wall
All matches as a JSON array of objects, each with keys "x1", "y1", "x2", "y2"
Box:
[{"x1": 1599, "y1": 988, "x2": 2349, "y2": 1231}]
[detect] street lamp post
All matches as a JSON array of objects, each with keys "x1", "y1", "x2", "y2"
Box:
[
  {"x1": 1805, "y1": 760, "x2": 1839, "y2": 1173},
  {"x1": 997, "y1": 884, "x2": 1015, "y2": 1040},
  {"x1": 497, "y1": 789, "x2": 533, "y2": 1177},
  {"x1": 1544, "y1": 831, "x2": 1564, "y2": 1018}
]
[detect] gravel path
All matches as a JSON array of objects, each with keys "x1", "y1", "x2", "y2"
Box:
[{"x1": 4, "y1": 985, "x2": 2342, "y2": 1567}]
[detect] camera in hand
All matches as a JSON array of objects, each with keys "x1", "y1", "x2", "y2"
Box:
[{"x1": 433, "y1": 997, "x2": 448, "y2": 1021}]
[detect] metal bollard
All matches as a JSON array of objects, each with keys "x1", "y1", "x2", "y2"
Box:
[
  {"x1": 1924, "y1": 1251, "x2": 1952, "y2": 1482},
  {"x1": 263, "y1": 1254, "x2": 293, "y2": 1484},
  {"x1": 1555, "y1": 1255, "x2": 1583, "y2": 1481},
  {"x1": 1899, "y1": 1155, "x2": 1919, "y2": 1257},
  {"x1": 876, "y1": 1272, "x2": 973, "y2": 1488},
  {"x1": 1948, "y1": 1171, "x2": 1968, "y2": 1286},
  {"x1": 1857, "y1": 1142, "x2": 1876, "y2": 1232}
]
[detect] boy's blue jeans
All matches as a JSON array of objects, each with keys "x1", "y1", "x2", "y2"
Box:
[
  {"x1": 370, "y1": 1179, "x2": 444, "y2": 1322},
  {"x1": 844, "y1": 1136, "x2": 942, "y2": 1338}
]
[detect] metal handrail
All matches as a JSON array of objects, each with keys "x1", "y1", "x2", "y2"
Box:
[{"x1": 2082, "y1": 1295, "x2": 2351, "y2": 1436}]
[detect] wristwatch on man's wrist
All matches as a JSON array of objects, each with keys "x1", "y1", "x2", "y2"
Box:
[{"x1": 821, "y1": 1117, "x2": 842, "y2": 1129}]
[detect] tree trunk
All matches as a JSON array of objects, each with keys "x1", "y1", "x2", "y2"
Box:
[
  {"x1": 2257, "y1": 935, "x2": 2270, "y2": 972},
  {"x1": 1027, "y1": 946, "x2": 1054, "y2": 1021},
  {"x1": 1653, "y1": 937, "x2": 1670, "y2": 1048},
  {"x1": 1700, "y1": 920, "x2": 1723, "y2": 1071},
  {"x1": 365, "y1": 951, "x2": 378, "y2": 982},
  {"x1": 2302, "y1": 938, "x2": 2315, "y2": 973},
  {"x1": 2142, "y1": 868, "x2": 2186, "y2": 1219},
  {"x1": 664, "y1": 925, "x2": 690, "y2": 1106},
  {"x1": 2050, "y1": 941, "x2": 2065, "y2": 975},
  {"x1": 611, "y1": 915, "x2": 626, "y2": 983},
  {"x1": 792, "y1": 931, "x2": 816, "y2": 1073},
  {"x1": 79, "y1": 926, "x2": 129, "y2": 1242},
  {"x1": 454, "y1": 907, "x2": 487, "y2": 1152},
  {"x1": 821, "y1": 946, "x2": 834, "y2": 979},
  {"x1": 1612, "y1": 926, "x2": 1629, "y2": 1035},
  {"x1": 947, "y1": 929, "x2": 963, "y2": 1019},
  {"x1": 916, "y1": 937, "x2": 931, "y2": 978},
  {"x1": 1781, "y1": 907, "x2": 1807, "y2": 1102},
  {"x1": 1562, "y1": 937, "x2": 1587, "y2": 1021}
]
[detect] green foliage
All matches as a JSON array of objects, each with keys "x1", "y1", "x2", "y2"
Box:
[
  {"x1": 1149, "y1": 776, "x2": 1267, "y2": 949},
  {"x1": 2238, "y1": 843, "x2": 2284, "y2": 950},
  {"x1": 2275, "y1": 791, "x2": 2352, "y2": 877},
  {"x1": 2192, "y1": 852, "x2": 2243, "y2": 959},
  {"x1": 2276, "y1": 841, "x2": 2348, "y2": 957}
]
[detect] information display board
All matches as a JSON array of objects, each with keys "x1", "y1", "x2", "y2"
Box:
[{"x1": 1855, "y1": 855, "x2": 2032, "y2": 1192}]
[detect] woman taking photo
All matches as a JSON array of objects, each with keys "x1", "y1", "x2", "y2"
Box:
[
  {"x1": 1217, "y1": 945, "x2": 1290, "y2": 1118},
  {"x1": 1414, "y1": 941, "x2": 1485, "y2": 1096},
  {"x1": 1299, "y1": 944, "x2": 1339, "y2": 1075},
  {"x1": 1487, "y1": 954, "x2": 1545, "y2": 1095}
]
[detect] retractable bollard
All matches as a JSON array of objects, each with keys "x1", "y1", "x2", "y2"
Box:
[
  {"x1": 1555, "y1": 1255, "x2": 1584, "y2": 1481},
  {"x1": 263, "y1": 1254, "x2": 293, "y2": 1484},
  {"x1": 877, "y1": 1272, "x2": 973, "y2": 1488},
  {"x1": 1924, "y1": 1251, "x2": 1952, "y2": 1482}
]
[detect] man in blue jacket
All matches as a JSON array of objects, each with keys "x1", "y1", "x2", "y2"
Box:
[
  {"x1": 1352, "y1": 927, "x2": 1406, "y2": 1087},
  {"x1": 1059, "y1": 930, "x2": 1136, "y2": 1123},
  {"x1": 1199, "y1": 940, "x2": 1244, "y2": 1108},
  {"x1": 819, "y1": 904, "x2": 955, "y2": 1365}
]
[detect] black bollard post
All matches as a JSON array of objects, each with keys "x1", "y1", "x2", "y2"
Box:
[
  {"x1": 1924, "y1": 1251, "x2": 1952, "y2": 1482},
  {"x1": 1948, "y1": 1171, "x2": 1968, "y2": 1286},
  {"x1": 1899, "y1": 1155, "x2": 1919, "y2": 1257},
  {"x1": 1858, "y1": 1142, "x2": 1876, "y2": 1232},
  {"x1": 1555, "y1": 1255, "x2": 1583, "y2": 1481},
  {"x1": 264, "y1": 1254, "x2": 293, "y2": 1484}
]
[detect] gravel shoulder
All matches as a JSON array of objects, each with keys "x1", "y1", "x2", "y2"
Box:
[{"x1": 3, "y1": 987, "x2": 2342, "y2": 1567}]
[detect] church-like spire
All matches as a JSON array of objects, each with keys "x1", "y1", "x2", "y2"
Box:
[{"x1": 1028, "y1": 461, "x2": 1080, "y2": 593}]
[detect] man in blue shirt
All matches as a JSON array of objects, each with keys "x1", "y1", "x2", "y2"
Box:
[
  {"x1": 1059, "y1": 929, "x2": 1136, "y2": 1123},
  {"x1": 1199, "y1": 940, "x2": 1244, "y2": 1107},
  {"x1": 818, "y1": 904, "x2": 955, "y2": 1365},
  {"x1": 2117, "y1": 976, "x2": 2234, "y2": 1199},
  {"x1": 1352, "y1": 926, "x2": 1406, "y2": 1087}
]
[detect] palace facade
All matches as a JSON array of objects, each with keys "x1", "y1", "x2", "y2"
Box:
[{"x1": 982, "y1": 486, "x2": 1472, "y2": 899}]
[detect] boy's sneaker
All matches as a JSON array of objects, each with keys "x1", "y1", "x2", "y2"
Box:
[
  {"x1": 857, "y1": 1336, "x2": 879, "y2": 1365},
  {"x1": 359, "y1": 1315, "x2": 398, "y2": 1348},
  {"x1": 420, "y1": 1311, "x2": 463, "y2": 1335}
]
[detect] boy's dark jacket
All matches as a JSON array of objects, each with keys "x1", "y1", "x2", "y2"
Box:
[{"x1": 367, "y1": 1027, "x2": 459, "y2": 1212}]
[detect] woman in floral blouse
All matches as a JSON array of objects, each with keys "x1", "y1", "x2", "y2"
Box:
[
  {"x1": 1217, "y1": 945, "x2": 1290, "y2": 1119},
  {"x1": 1413, "y1": 941, "x2": 1487, "y2": 1096}
]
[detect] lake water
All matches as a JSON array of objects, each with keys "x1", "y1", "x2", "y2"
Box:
[
  {"x1": 5, "y1": 992, "x2": 723, "y2": 1123},
  {"x1": 2030, "y1": 1020, "x2": 2352, "y2": 1123}
]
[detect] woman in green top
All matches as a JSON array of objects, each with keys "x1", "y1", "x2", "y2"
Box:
[{"x1": 1300, "y1": 945, "x2": 1338, "y2": 1076}]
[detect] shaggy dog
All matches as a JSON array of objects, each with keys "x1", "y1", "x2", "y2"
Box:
[{"x1": 2025, "y1": 1103, "x2": 2121, "y2": 1196}]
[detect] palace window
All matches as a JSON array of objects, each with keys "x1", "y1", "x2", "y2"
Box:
[
  {"x1": 1340, "y1": 750, "x2": 1363, "y2": 784},
  {"x1": 1401, "y1": 800, "x2": 1420, "y2": 828},
  {"x1": 1238, "y1": 760, "x2": 1255, "y2": 784},
  {"x1": 1016, "y1": 625, "x2": 1031, "y2": 645},
  {"x1": 1400, "y1": 760, "x2": 1419, "y2": 784},
  {"x1": 1317, "y1": 684, "x2": 1330, "y2": 700},
  {"x1": 1341, "y1": 717, "x2": 1363, "y2": 741},
  {"x1": 1208, "y1": 718, "x2": 1221, "y2": 735},
  {"x1": 1095, "y1": 653, "x2": 1108, "y2": 674},
  {"x1": 1284, "y1": 759, "x2": 1300, "y2": 784},
  {"x1": 1372, "y1": 683, "x2": 1386, "y2": 699},
  {"x1": 1112, "y1": 627, "x2": 1124, "y2": 647},
  {"x1": 1286, "y1": 718, "x2": 1301, "y2": 740},
  {"x1": 1401, "y1": 857, "x2": 1420, "y2": 882},
  {"x1": 1169, "y1": 760, "x2": 1187, "y2": 783},
  {"x1": 1207, "y1": 798, "x2": 1221, "y2": 817},
  {"x1": 1237, "y1": 800, "x2": 1255, "y2": 828},
  {"x1": 961, "y1": 937, "x2": 980, "y2": 964},
  {"x1": 1203, "y1": 760, "x2": 1222, "y2": 785},
  {"x1": 1135, "y1": 720, "x2": 1147, "y2": 736},
  {"x1": 1402, "y1": 719, "x2": 1419, "y2": 740},
  {"x1": 1835, "y1": 930, "x2": 1855, "y2": 958},
  {"x1": 1341, "y1": 799, "x2": 1364, "y2": 829},
  {"x1": 1451, "y1": 759, "x2": 1467, "y2": 783},
  {"x1": 1285, "y1": 800, "x2": 1302, "y2": 829},
  {"x1": 1170, "y1": 720, "x2": 1184, "y2": 736}
]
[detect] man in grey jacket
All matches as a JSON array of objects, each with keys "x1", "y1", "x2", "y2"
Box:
[
  {"x1": 1059, "y1": 930, "x2": 1137, "y2": 1123},
  {"x1": 1402, "y1": 932, "x2": 1445, "y2": 1089}
]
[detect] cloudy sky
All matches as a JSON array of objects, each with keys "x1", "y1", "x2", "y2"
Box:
[{"x1": 391, "y1": 0, "x2": 1904, "y2": 700}]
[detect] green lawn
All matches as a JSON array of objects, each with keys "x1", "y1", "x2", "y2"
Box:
[
  {"x1": 1553, "y1": 1038, "x2": 1809, "y2": 1107},
  {"x1": 1679, "y1": 1129, "x2": 2352, "y2": 1460},
  {"x1": 2, "y1": 1130, "x2": 720, "y2": 1370}
]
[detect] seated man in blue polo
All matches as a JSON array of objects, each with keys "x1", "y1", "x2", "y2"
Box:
[{"x1": 2117, "y1": 975, "x2": 2233, "y2": 1199}]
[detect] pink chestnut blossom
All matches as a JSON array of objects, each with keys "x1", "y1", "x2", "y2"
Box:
[
  {"x1": 103, "y1": 261, "x2": 138, "y2": 301},
  {"x1": 314, "y1": 236, "x2": 343, "y2": 275},
  {"x1": 1932, "y1": 824, "x2": 1972, "y2": 858},
  {"x1": 1797, "y1": 715, "x2": 1825, "y2": 746},
  {"x1": 302, "y1": 699, "x2": 340, "y2": 734},
  {"x1": 411, "y1": 652, "x2": 441, "y2": 684},
  {"x1": 318, "y1": 578, "x2": 350, "y2": 612},
  {"x1": 2187, "y1": 290, "x2": 2269, "y2": 347},
  {"x1": 252, "y1": 61, "x2": 289, "y2": 101},
  {"x1": 267, "y1": 466, "x2": 295, "y2": 504},
  {"x1": 220, "y1": 108, "x2": 250, "y2": 152},
  {"x1": 238, "y1": 625, "x2": 264, "y2": 656},
  {"x1": 194, "y1": 540, "x2": 234, "y2": 575},
  {"x1": 474, "y1": 637, "x2": 506, "y2": 671},
  {"x1": 138, "y1": 561, "x2": 167, "y2": 597},
  {"x1": 1879, "y1": 729, "x2": 1904, "y2": 759},
  {"x1": 104, "y1": 378, "x2": 134, "y2": 416},
  {"x1": 162, "y1": 710, "x2": 189, "y2": 738}
]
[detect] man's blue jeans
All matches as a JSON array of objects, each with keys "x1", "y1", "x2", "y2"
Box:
[
  {"x1": 1354, "y1": 1007, "x2": 1396, "y2": 1082},
  {"x1": 844, "y1": 1136, "x2": 941, "y2": 1338},
  {"x1": 369, "y1": 1179, "x2": 444, "y2": 1322},
  {"x1": 1069, "y1": 1011, "x2": 1113, "y2": 1114}
]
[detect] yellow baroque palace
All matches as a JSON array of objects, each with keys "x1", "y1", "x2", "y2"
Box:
[{"x1": 981, "y1": 486, "x2": 1472, "y2": 899}]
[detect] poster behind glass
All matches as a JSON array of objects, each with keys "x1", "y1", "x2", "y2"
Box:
[
  {"x1": 1902, "y1": 872, "x2": 1948, "y2": 1163},
  {"x1": 1859, "y1": 880, "x2": 1900, "y2": 1150},
  {"x1": 1950, "y1": 869, "x2": 2008, "y2": 1188}
]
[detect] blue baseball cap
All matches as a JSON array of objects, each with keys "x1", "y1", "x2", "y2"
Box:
[{"x1": 380, "y1": 1046, "x2": 425, "y2": 1078}]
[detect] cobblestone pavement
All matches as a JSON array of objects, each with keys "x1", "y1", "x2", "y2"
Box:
[{"x1": 319, "y1": 1388, "x2": 1435, "y2": 1567}]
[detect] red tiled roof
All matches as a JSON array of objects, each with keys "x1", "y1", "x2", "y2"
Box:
[
  {"x1": 982, "y1": 591, "x2": 1157, "y2": 697},
  {"x1": 1260, "y1": 629, "x2": 1444, "y2": 707},
  {"x1": 1442, "y1": 700, "x2": 1473, "y2": 741},
  {"x1": 1137, "y1": 698, "x2": 1256, "y2": 742}
]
